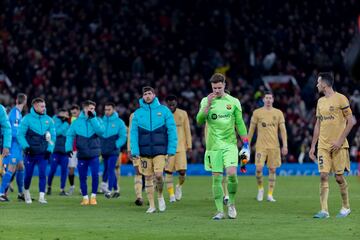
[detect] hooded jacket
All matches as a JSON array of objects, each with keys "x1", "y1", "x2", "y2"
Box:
[{"x1": 130, "y1": 97, "x2": 177, "y2": 157}]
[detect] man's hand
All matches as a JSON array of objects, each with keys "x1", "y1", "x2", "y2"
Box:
[
  {"x1": 281, "y1": 146, "x2": 288, "y2": 156},
  {"x1": 207, "y1": 93, "x2": 216, "y2": 106},
  {"x1": 239, "y1": 145, "x2": 250, "y2": 163},
  {"x1": 66, "y1": 151, "x2": 73, "y2": 158},
  {"x1": 88, "y1": 111, "x2": 95, "y2": 119},
  {"x1": 330, "y1": 139, "x2": 344, "y2": 152},
  {"x1": 309, "y1": 146, "x2": 316, "y2": 161},
  {"x1": 1, "y1": 148, "x2": 9, "y2": 157}
]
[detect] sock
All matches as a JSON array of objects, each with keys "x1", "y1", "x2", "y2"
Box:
[
  {"x1": 256, "y1": 171, "x2": 264, "y2": 190},
  {"x1": 338, "y1": 179, "x2": 350, "y2": 209},
  {"x1": 227, "y1": 175, "x2": 238, "y2": 205},
  {"x1": 212, "y1": 175, "x2": 224, "y2": 213},
  {"x1": 134, "y1": 175, "x2": 143, "y2": 199},
  {"x1": 0, "y1": 171, "x2": 13, "y2": 194},
  {"x1": 39, "y1": 192, "x2": 45, "y2": 199},
  {"x1": 16, "y1": 169, "x2": 24, "y2": 193},
  {"x1": 178, "y1": 174, "x2": 185, "y2": 186},
  {"x1": 83, "y1": 195, "x2": 89, "y2": 200},
  {"x1": 222, "y1": 177, "x2": 228, "y2": 196},
  {"x1": 91, "y1": 193, "x2": 96, "y2": 198},
  {"x1": 165, "y1": 174, "x2": 174, "y2": 197},
  {"x1": 320, "y1": 181, "x2": 329, "y2": 212},
  {"x1": 145, "y1": 176, "x2": 155, "y2": 209},
  {"x1": 156, "y1": 175, "x2": 164, "y2": 197},
  {"x1": 268, "y1": 172, "x2": 276, "y2": 196},
  {"x1": 68, "y1": 174, "x2": 74, "y2": 186},
  {"x1": 115, "y1": 166, "x2": 120, "y2": 190}
]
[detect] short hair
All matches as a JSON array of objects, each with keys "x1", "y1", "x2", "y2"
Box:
[
  {"x1": 82, "y1": 100, "x2": 96, "y2": 108},
  {"x1": 104, "y1": 102, "x2": 116, "y2": 108},
  {"x1": 31, "y1": 97, "x2": 45, "y2": 106},
  {"x1": 210, "y1": 73, "x2": 226, "y2": 83},
  {"x1": 16, "y1": 93, "x2": 27, "y2": 104},
  {"x1": 165, "y1": 95, "x2": 177, "y2": 102},
  {"x1": 318, "y1": 72, "x2": 334, "y2": 87},
  {"x1": 70, "y1": 104, "x2": 80, "y2": 111},
  {"x1": 263, "y1": 91, "x2": 273, "y2": 97},
  {"x1": 142, "y1": 86, "x2": 155, "y2": 94}
]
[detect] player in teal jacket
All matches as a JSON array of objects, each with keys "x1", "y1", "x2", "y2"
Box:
[{"x1": 17, "y1": 98, "x2": 56, "y2": 204}]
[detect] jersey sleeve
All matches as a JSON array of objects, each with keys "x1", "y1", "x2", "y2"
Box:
[
  {"x1": 196, "y1": 98, "x2": 208, "y2": 125},
  {"x1": 233, "y1": 98, "x2": 247, "y2": 136},
  {"x1": 338, "y1": 94, "x2": 352, "y2": 117}
]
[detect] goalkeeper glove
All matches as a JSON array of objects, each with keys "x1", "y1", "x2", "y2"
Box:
[{"x1": 239, "y1": 141, "x2": 250, "y2": 173}]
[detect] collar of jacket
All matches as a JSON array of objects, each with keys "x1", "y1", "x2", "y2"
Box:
[
  {"x1": 30, "y1": 107, "x2": 46, "y2": 117},
  {"x1": 103, "y1": 112, "x2": 118, "y2": 121},
  {"x1": 139, "y1": 97, "x2": 160, "y2": 109}
]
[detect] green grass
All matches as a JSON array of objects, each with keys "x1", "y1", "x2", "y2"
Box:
[{"x1": 1, "y1": 176, "x2": 360, "y2": 240}]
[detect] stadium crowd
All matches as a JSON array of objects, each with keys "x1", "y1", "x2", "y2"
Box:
[{"x1": 0, "y1": 0, "x2": 359, "y2": 163}]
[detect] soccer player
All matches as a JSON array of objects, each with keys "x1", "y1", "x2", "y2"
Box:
[
  {"x1": 164, "y1": 95, "x2": 192, "y2": 202},
  {"x1": 65, "y1": 100, "x2": 105, "y2": 205},
  {"x1": 128, "y1": 112, "x2": 144, "y2": 206},
  {"x1": 309, "y1": 72, "x2": 355, "y2": 218},
  {"x1": 0, "y1": 100, "x2": 13, "y2": 201},
  {"x1": 100, "y1": 102, "x2": 127, "y2": 198},
  {"x1": 17, "y1": 98, "x2": 56, "y2": 204},
  {"x1": 196, "y1": 73, "x2": 249, "y2": 220},
  {"x1": 130, "y1": 86, "x2": 177, "y2": 213},
  {"x1": 47, "y1": 108, "x2": 70, "y2": 196},
  {"x1": 248, "y1": 91, "x2": 288, "y2": 202},
  {"x1": 67, "y1": 104, "x2": 80, "y2": 195}
]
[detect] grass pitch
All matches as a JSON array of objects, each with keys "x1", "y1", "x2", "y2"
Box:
[{"x1": 1, "y1": 176, "x2": 359, "y2": 240}]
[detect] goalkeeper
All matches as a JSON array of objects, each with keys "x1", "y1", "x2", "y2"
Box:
[{"x1": 196, "y1": 73, "x2": 249, "y2": 220}]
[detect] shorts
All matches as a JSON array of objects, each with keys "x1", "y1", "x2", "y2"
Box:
[
  {"x1": 68, "y1": 151, "x2": 78, "y2": 168},
  {"x1": 317, "y1": 148, "x2": 350, "y2": 174},
  {"x1": 255, "y1": 148, "x2": 281, "y2": 168},
  {"x1": 3, "y1": 141, "x2": 23, "y2": 166},
  {"x1": 164, "y1": 151, "x2": 187, "y2": 172},
  {"x1": 132, "y1": 156, "x2": 140, "y2": 167},
  {"x1": 204, "y1": 145, "x2": 238, "y2": 173},
  {"x1": 139, "y1": 155, "x2": 166, "y2": 176}
]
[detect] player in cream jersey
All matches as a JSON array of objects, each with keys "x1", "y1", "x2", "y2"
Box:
[
  {"x1": 310, "y1": 72, "x2": 355, "y2": 219},
  {"x1": 248, "y1": 91, "x2": 288, "y2": 202}
]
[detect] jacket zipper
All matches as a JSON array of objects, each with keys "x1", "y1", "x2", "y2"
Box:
[{"x1": 149, "y1": 103, "x2": 153, "y2": 155}]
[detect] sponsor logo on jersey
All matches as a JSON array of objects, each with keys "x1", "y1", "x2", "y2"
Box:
[
  {"x1": 329, "y1": 106, "x2": 335, "y2": 112},
  {"x1": 211, "y1": 113, "x2": 231, "y2": 120},
  {"x1": 318, "y1": 115, "x2": 335, "y2": 121}
]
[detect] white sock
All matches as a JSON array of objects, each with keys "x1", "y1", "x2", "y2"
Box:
[
  {"x1": 83, "y1": 195, "x2": 89, "y2": 200},
  {"x1": 91, "y1": 193, "x2": 96, "y2": 198},
  {"x1": 39, "y1": 192, "x2": 45, "y2": 199}
]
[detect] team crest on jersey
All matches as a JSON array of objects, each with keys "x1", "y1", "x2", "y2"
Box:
[
  {"x1": 226, "y1": 104, "x2": 232, "y2": 110},
  {"x1": 329, "y1": 106, "x2": 335, "y2": 112},
  {"x1": 157, "y1": 112, "x2": 162, "y2": 116},
  {"x1": 112, "y1": 124, "x2": 115, "y2": 128},
  {"x1": 45, "y1": 120, "x2": 49, "y2": 124}
]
